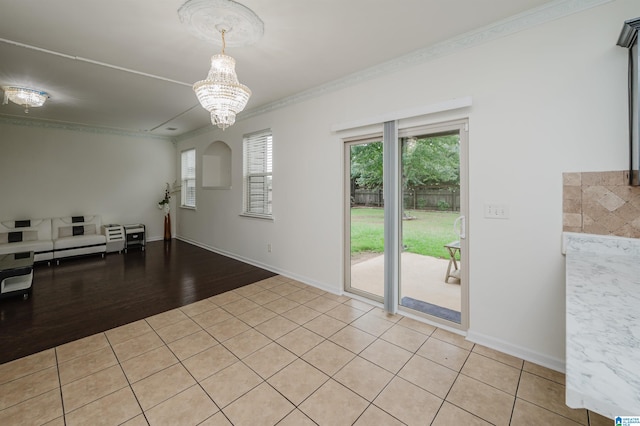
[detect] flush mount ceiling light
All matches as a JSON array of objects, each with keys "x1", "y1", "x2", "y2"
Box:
[
  {"x1": 179, "y1": 0, "x2": 263, "y2": 130},
  {"x1": 2, "y1": 86, "x2": 48, "y2": 113}
]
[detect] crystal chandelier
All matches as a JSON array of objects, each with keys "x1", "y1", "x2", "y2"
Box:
[
  {"x1": 193, "y1": 29, "x2": 251, "y2": 130},
  {"x1": 2, "y1": 86, "x2": 48, "y2": 113}
]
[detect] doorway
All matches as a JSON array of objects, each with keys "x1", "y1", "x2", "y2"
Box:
[{"x1": 345, "y1": 120, "x2": 468, "y2": 329}]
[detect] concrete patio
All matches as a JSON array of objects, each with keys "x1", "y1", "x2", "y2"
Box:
[{"x1": 350, "y1": 252, "x2": 461, "y2": 313}]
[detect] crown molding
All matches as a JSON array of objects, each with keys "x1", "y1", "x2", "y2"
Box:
[
  {"x1": 172, "y1": 0, "x2": 615, "y2": 143},
  {"x1": 239, "y1": 0, "x2": 613, "y2": 120},
  {"x1": 0, "y1": 115, "x2": 172, "y2": 141}
]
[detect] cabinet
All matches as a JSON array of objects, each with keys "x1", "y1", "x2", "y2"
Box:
[
  {"x1": 102, "y1": 224, "x2": 125, "y2": 253},
  {"x1": 124, "y1": 224, "x2": 145, "y2": 252}
]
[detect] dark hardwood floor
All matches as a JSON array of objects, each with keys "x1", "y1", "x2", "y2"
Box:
[{"x1": 0, "y1": 240, "x2": 275, "y2": 365}]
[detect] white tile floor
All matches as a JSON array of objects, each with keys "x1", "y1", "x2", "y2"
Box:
[{"x1": 0, "y1": 275, "x2": 612, "y2": 425}]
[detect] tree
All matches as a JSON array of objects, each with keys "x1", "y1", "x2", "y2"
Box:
[
  {"x1": 402, "y1": 135, "x2": 459, "y2": 187},
  {"x1": 350, "y1": 142, "x2": 383, "y2": 189},
  {"x1": 349, "y1": 135, "x2": 459, "y2": 190}
]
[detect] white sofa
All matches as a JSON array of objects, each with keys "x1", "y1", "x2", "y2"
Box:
[
  {"x1": 52, "y1": 215, "x2": 106, "y2": 264},
  {"x1": 0, "y1": 218, "x2": 54, "y2": 263}
]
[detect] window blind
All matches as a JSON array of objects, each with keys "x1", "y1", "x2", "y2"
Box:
[
  {"x1": 181, "y1": 149, "x2": 196, "y2": 208},
  {"x1": 243, "y1": 130, "x2": 272, "y2": 217}
]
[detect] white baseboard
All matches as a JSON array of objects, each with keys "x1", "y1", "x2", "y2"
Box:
[
  {"x1": 174, "y1": 236, "x2": 340, "y2": 296},
  {"x1": 466, "y1": 329, "x2": 565, "y2": 373}
]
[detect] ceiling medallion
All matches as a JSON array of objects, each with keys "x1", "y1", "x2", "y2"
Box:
[{"x1": 178, "y1": 0, "x2": 264, "y2": 48}]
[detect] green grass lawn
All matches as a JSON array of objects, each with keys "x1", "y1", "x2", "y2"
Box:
[{"x1": 350, "y1": 207, "x2": 460, "y2": 259}]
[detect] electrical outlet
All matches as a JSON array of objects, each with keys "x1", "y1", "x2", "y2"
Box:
[{"x1": 484, "y1": 203, "x2": 509, "y2": 219}]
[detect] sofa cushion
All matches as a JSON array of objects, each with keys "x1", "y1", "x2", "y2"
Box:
[
  {"x1": 23, "y1": 231, "x2": 38, "y2": 241},
  {"x1": 1, "y1": 230, "x2": 38, "y2": 244},
  {"x1": 53, "y1": 234, "x2": 106, "y2": 250},
  {"x1": 0, "y1": 218, "x2": 54, "y2": 262},
  {"x1": 58, "y1": 226, "x2": 72, "y2": 238},
  {"x1": 58, "y1": 225, "x2": 96, "y2": 238},
  {"x1": 52, "y1": 216, "x2": 101, "y2": 239},
  {"x1": 0, "y1": 240, "x2": 54, "y2": 255},
  {"x1": 1, "y1": 219, "x2": 52, "y2": 241}
]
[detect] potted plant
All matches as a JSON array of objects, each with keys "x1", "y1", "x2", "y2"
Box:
[{"x1": 158, "y1": 183, "x2": 171, "y2": 240}]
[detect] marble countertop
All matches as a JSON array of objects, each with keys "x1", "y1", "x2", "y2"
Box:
[{"x1": 564, "y1": 232, "x2": 640, "y2": 418}]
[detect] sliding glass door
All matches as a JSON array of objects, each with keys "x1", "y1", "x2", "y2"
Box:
[
  {"x1": 399, "y1": 124, "x2": 466, "y2": 325},
  {"x1": 345, "y1": 138, "x2": 384, "y2": 302},
  {"x1": 344, "y1": 120, "x2": 468, "y2": 329}
]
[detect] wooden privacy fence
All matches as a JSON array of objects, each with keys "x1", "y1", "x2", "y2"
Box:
[{"x1": 352, "y1": 186, "x2": 460, "y2": 211}]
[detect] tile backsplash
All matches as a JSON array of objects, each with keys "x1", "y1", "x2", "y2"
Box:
[{"x1": 563, "y1": 171, "x2": 640, "y2": 238}]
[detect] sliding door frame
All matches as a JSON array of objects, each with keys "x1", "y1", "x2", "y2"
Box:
[
  {"x1": 383, "y1": 121, "x2": 400, "y2": 313},
  {"x1": 343, "y1": 133, "x2": 385, "y2": 303},
  {"x1": 397, "y1": 118, "x2": 469, "y2": 330},
  {"x1": 342, "y1": 116, "x2": 469, "y2": 331}
]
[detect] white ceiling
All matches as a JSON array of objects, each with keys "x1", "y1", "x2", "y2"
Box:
[{"x1": 0, "y1": 0, "x2": 557, "y2": 137}]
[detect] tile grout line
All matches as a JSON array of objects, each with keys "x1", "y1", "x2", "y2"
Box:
[
  {"x1": 427, "y1": 336, "x2": 475, "y2": 425},
  {"x1": 121, "y1": 317, "x2": 164, "y2": 425},
  {"x1": 214, "y1": 290, "x2": 406, "y2": 424},
  {"x1": 371, "y1": 328, "x2": 440, "y2": 425},
  {"x1": 221, "y1": 293, "x2": 337, "y2": 416},
  {"x1": 158, "y1": 310, "x2": 231, "y2": 425},
  {"x1": 60, "y1": 364, "x2": 140, "y2": 423},
  {"x1": 180, "y1": 285, "x2": 313, "y2": 422},
  {"x1": 508, "y1": 362, "x2": 526, "y2": 425},
  {"x1": 60, "y1": 322, "x2": 162, "y2": 424},
  {"x1": 516, "y1": 369, "x2": 591, "y2": 425},
  {"x1": 327, "y1": 300, "x2": 444, "y2": 423},
  {"x1": 215, "y1": 283, "x2": 325, "y2": 423},
  {"x1": 53, "y1": 348, "x2": 67, "y2": 425},
  {"x1": 135, "y1": 309, "x2": 233, "y2": 423},
  {"x1": 289, "y1": 301, "x2": 424, "y2": 424},
  {"x1": 154, "y1": 310, "x2": 229, "y2": 420}
]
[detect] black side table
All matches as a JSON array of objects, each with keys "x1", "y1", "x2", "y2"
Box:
[{"x1": 124, "y1": 224, "x2": 145, "y2": 253}]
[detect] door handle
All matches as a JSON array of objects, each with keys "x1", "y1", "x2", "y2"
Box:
[{"x1": 454, "y1": 215, "x2": 466, "y2": 239}]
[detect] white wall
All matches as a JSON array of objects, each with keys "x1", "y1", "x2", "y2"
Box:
[
  {"x1": 0, "y1": 122, "x2": 176, "y2": 239},
  {"x1": 176, "y1": 0, "x2": 636, "y2": 370}
]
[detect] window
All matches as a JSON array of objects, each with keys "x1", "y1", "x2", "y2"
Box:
[
  {"x1": 243, "y1": 130, "x2": 272, "y2": 217},
  {"x1": 181, "y1": 149, "x2": 196, "y2": 208}
]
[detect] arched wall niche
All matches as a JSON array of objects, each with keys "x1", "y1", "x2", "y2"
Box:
[{"x1": 202, "y1": 140, "x2": 231, "y2": 189}]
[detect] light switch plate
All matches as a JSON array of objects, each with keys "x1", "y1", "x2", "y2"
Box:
[{"x1": 484, "y1": 203, "x2": 509, "y2": 219}]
